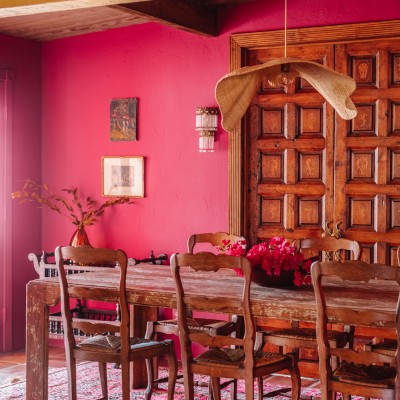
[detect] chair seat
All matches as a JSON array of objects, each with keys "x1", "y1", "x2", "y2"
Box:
[
  {"x1": 78, "y1": 334, "x2": 170, "y2": 353},
  {"x1": 195, "y1": 347, "x2": 289, "y2": 369},
  {"x1": 333, "y1": 361, "x2": 396, "y2": 388},
  {"x1": 155, "y1": 318, "x2": 236, "y2": 335},
  {"x1": 265, "y1": 327, "x2": 348, "y2": 346}
]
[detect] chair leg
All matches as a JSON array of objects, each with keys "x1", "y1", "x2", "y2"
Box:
[
  {"x1": 121, "y1": 360, "x2": 130, "y2": 400},
  {"x1": 244, "y1": 377, "x2": 254, "y2": 400},
  {"x1": 211, "y1": 377, "x2": 221, "y2": 400},
  {"x1": 329, "y1": 340, "x2": 339, "y2": 371},
  {"x1": 145, "y1": 322, "x2": 158, "y2": 390},
  {"x1": 66, "y1": 355, "x2": 77, "y2": 400},
  {"x1": 165, "y1": 351, "x2": 178, "y2": 400},
  {"x1": 232, "y1": 314, "x2": 245, "y2": 339},
  {"x1": 287, "y1": 353, "x2": 301, "y2": 400},
  {"x1": 256, "y1": 376, "x2": 263, "y2": 399},
  {"x1": 347, "y1": 325, "x2": 355, "y2": 349},
  {"x1": 98, "y1": 361, "x2": 108, "y2": 400},
  {"x1": 230, "y1": 379, "x2": 237, "y2": 400},
  {"x1": 183, "y1": 371, "x2": 195, "y2": 400},
  {"x1": 208, "y1": 379, "x2": 214, "y2": 400},
  {"x1": 144, "y1": 358, "x2": 154, "y2": 400}
]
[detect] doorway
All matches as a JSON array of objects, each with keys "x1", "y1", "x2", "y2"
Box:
[{"x1": 228, "y1": 19, "x2": 400, "y2": 265}]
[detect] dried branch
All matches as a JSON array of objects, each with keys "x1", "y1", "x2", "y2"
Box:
[{"x1": 12, "y1": 179, "x2": 134, "y2": 227}]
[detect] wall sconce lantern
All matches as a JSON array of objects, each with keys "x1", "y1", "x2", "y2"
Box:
[{"x1": 196, "y1": 107, "x2": 218, "y2": 152}]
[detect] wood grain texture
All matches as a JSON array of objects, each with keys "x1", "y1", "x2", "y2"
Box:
[
  {"x1": 114, "y1": 0, "x2": 217, "y2": 37},
  {"x1": 0, "y1": 6, "x2": 147, "y2": 41},
  {"x1": 0, "y1": 0, "x2": 254, "y2": 41},
  {"x1": 230, "y1": 20, "x2": 400, "y2": 261},
  {"x1": 26, "y1": 263, "x2": 398, "y2": 398},
  {"x1": 0, "y1": 0, "x2": 151, "y2": 16}
]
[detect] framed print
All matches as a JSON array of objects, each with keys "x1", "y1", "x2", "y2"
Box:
[
  {"x1": 110, "y1": 98, "x2": 138, "y2": 141},
  {"x1": 102, "y1": 156, "x2": 144, "y2": 197}
]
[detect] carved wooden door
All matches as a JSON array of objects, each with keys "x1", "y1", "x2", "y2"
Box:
[
  {"x1": 334, "y1": 39, "x2": 400, "y2": 264},
  {"x1": 245, "y1": 38, "x2": 400, "y2": 264},
  {"x1": 245, "y1": 44, "x2": 335, "y2": 245}
]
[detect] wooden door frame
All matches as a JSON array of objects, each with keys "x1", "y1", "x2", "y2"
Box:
[
  {"x1": 228, "y1": 19, "x2": 400, "y2": 236},
  {"x1": 0, "y1": 69, "x2": 13, "y2": 352}
]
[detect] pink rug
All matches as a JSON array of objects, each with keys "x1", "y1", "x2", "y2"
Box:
[{"x1": 0, "y1": 362, "x2": 368, "y2": 399}]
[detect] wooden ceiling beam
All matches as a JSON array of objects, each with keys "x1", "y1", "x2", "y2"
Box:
[
  {"x1": 112, "y1": 0, "x2": 217, "y2": 37},
  {"x1": 0, "y1": 0, "x2": 152, "y2": 17}
]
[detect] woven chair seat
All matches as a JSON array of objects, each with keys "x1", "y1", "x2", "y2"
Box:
[
  {"x1": 333, "y1": 361, "x2": 396, "y2": 388},
  {"x1": 266, "y1": 327, "x2": 348, "y2": 346},
  {"x1": 156, "y1": 318, "x2": 236, "y2": 334},
  {"x1": 195, "y1": 347, "x2": 288, "y2": 369},
  {"x1": 78, "y1": 334, "x2": 169, "y2": 353}
]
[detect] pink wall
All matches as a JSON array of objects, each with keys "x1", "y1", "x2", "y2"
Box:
[
  {"x1": 5, "y1": 0, "x2": 400, "y2": 349},
  {"x1": 0, "y1": 33, "x2": 42, "y2": 350},
  {"x1": 219, "y1": 0, "x2": 400, "y2": 34},
  {"x1": 41, "y1": 23, "x2": 230, "y2": 257},
  {"x1": 40, "y1": 0, "x2": 400, "y2": 256}
]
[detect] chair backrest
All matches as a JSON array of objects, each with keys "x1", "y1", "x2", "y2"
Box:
[
  {"x1": 292, "y1": 236, "x2": 361, "y2": 262},
  {"x1": 187, "y1": 232, "x2": 246, "y2": 253},
  {"x1": 55, "y1": 246, "x2": 129, "y2": 348},
  {"x1": 311, "y1": 260, "x2": 400, "y2": 396},
  {"x1": 170, "y1": 252, "x2": 253, "y2": 367}
]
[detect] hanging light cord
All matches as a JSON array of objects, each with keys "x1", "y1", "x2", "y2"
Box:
[
  {"x1": 266, "y1": 0, "x2": 298, "y2": 86},
  {"x1": 284, "y1": 0, "x2": 287, "y2": 57}
]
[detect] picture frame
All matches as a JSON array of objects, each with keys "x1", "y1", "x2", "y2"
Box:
[
  {"x1": 109, "y1": 98, "x2": 138, "y2": 141},
  {"x1": 102, "y1": 156, "x2": 144, "y2": 197}
]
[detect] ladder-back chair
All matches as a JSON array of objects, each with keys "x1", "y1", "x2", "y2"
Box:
[
  {"x1": 255, "y1": 236, "x2": 361, "y2": 394},
  {"x1": 364, "y1": 246, "x2": 400, "y2": 357},
  {"x1": 311, "y1": 260, "x2": 399, "y2": 399},
  {"x1": 56, "y1": 245, "x2": 177, "y2": 400},
  {"x1": 145, "y1": 232, "x2": 245, "y2": 394},
  {"x1": 256, "y1": 237, "x2": 360, "y2": 351},
  {"x1": 171, "y1": 251, "x2": 301, "y2": 400}
]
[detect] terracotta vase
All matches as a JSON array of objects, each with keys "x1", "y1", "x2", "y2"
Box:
[
  {"x1": 69, "y1": 227, "x2": 91, "y2": 247},
  {"x1": 251, "y1": 265, "x2": 294, "y2": 287}
]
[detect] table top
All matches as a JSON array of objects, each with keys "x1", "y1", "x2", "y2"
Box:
[{"x1": 27, "y1": 263, "x2": 398, "y2": 327}]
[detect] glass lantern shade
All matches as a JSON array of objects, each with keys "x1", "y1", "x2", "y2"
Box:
[{"x1": 196, "y1": 107, "x2": 218, "y2": 152}]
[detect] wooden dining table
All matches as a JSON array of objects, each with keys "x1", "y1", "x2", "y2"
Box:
[{"x1": 25, "y1": 262, "x2": 398, "y2": 400}]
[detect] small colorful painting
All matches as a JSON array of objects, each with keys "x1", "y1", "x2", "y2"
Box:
[{"x1": 110, "y1": 98, "x2": 138, "y2": 141}]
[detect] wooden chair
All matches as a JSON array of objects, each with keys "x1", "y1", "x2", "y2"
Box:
[
  {"x1": 55, "y1": 245, "x2": 177, "y2": 400},
  {"x1": 311, "y1": 260, "x2": 399, "y2": 399},
  {"x1": 254, "y1": 236, "x2": 360, "y2": 395},
  {"x1": 171, "y1": 251, "x2": 301, "y2": 400},
  {"x1": 256, "y1": 237, "x2": 361, "y2": 351},
  {"x1": 364, "y1": 246, "x2": 400, "y2": 357},
  {"x1": 145, "y1": 232, "x2": 245, "y2": 394},
  {"x1": 29, "y1": 251, "x2": 120, "y2": 340}
]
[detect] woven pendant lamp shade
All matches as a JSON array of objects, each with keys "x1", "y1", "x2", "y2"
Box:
[{"x1": 215, "y1": 57, "x2": 357, "y2": 132}]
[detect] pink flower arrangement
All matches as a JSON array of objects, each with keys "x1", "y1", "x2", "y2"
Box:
[{"x1": 217, "y1": 236, "x2": 312, "y2": 286}]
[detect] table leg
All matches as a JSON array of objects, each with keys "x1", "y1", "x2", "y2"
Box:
[
  {"x1": 26, "y1": 282, "x2": 49, "y2": 400},
  {"x1": 129, "y1": 304, "x2": 158, "y2": 388}
]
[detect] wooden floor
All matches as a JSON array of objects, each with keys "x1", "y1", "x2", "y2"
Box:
[{"x1": 0, "y1": 344, "x2": 68, "y2": 388}]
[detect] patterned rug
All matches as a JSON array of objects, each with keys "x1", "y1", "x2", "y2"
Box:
[{"x1": 0, "y1": 362, "x2": 367, "y2": 399}]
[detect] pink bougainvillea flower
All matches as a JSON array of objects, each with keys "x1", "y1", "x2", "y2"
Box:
[{"x1": 217, "y1": 236, "x2": 312, "y2": 286}]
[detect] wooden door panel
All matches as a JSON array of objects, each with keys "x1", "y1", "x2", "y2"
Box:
[
  {"x1": 245, "y1": 37, "x2": 400, "y2": 259},
  {"x1": 335, "y1": 40, "x2": 400, "y2": 264},
  {"x1": 245, "y1": 45, "x2": 335, "y2": 245}
]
